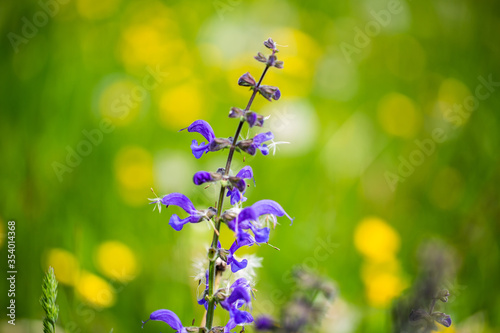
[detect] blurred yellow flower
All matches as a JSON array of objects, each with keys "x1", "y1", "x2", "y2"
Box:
[
  {"x1": 95, "y1": 241, "x2": 138, "y2": 282},
  {"x1": 76, "y1": 271, "x2": 116, "y2": 308},
  {"x1": 114, "y1": 146, "x2": 154, "y2": 206},
  {"x1": 46, "y1": 249, "x2": 80, "y2": 286},
  {"x1": 98, "y1": 78, "x2": 142, "y2": 127},
  {"x1": 377, "y1": 92, "x2": 422, "y2": 138},
  {"x1": 437, "y1": 78, "x2": 471, "y2": 126},
  {"x1": 354, "y1": 217, "x2": 400, "y2": 262},
  {"x1": 364, "y1": 271, "x2": 406, "y2": 308},
  {"x1": 158, "y1": 82, "x2": 206, "y2": 129}
]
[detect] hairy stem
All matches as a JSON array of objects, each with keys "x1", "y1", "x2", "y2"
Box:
[{"x1": 205, "y1": 64, "x2": 271, "y2": 330}]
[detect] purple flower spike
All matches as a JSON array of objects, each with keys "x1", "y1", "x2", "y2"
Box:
[{"x1": 142, "y1": 309, "x2": 187, "y2": 333}]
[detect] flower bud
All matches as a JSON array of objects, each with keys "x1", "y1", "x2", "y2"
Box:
[
  {"x1": 209, "y1": 138, "x2": 232, "y2": 152},
  {"x1": 238, "y1": 72, "x2": 256, "y2": 87},
  {"x1": 229, "y1": 107, "x2": 244, "y2": 118},
  {"x1": 267, "y1": 54, "x2": 277, "y2": 67},
  {"x1": 254, "y1": 52, "x2": 267, "y2": 63},
  {"x1": 274, "y1": 60, "x2": 284, "y2": 69},
  {"x1": 263, "y1": 37, "x2": 277, "y2": 51},
  {"x1": 437, "y1": 289, "x2": 450, "y2": 302},
  {"x1": 432, "y1": 312, "x2": 452, "y2": 327},
  {"x1": 258, "y1": 85, "x2": 281, "y2": 101}
]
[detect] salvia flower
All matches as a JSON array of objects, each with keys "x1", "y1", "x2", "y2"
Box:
[
  {"x1": 236, "y1": 132, "x2": 274, "y2": 156},
  {"x1": 263, "y1": 37, "x2": 277, "y2": 51},
  {"x1": 220, "y1": 278, "x2": 254, "y2": 332},
  {"x1": 142, "y1": 309, "x2": 187, "y2": 333},
  {"x1": 229, "y1": 107, "x2": 265, "y2": 128},
  {"x1": 152, "y1": 193, "x2": 216, "y2": 231},
  {"x1": 226, "y1": 166, "x2": 254, "y2": 205},
  {"x1": 258, "y1": 85, "x2": 281, "y2": 101},
  {"x1": 225, "y1": 199, "x2": 293, "y2": 246},
  {"x1": 181, "y1": 120, "x2": 231, "y2": 159},
  {"x1": 238, "y1": 72, "x2": 256, "y2": 87},
  {"x1": 254, "y1": 52, "x2": 267, "y2": 63}
]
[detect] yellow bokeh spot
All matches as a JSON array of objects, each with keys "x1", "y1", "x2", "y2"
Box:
[
  {"x1": 377, "y1": 92, "x2": 421, "y2": 138},
  {"x1": 159, "y1": 83, "x2": 206, "y2": 129},
  {"x1": 114, "y1": 146, "x2": 154, "y2": 206},
  {"x1": 119, "y1": 2, "x2": 190, "y2": 74},
  {"x1": 96, "y1": 241, "x2": 138, "y2": 282},
  {"x1": 437, "y1": 78, "x2": 471, "y2": 125},
  {"x1": 76, "y1": 271, "x2": 116, "y2": 308},
  {"x1": 98, "y1": 79, "x2": 142, "y2": 127},
  {"x1": 354, "y1": 217, "x2": 400, "y2": 262},
  {"x1": 365, "y1": 272, "x2": 406, "y2": 307},
  {"x1": 77, "y1": 0, "x2": 121, "y2": 20},
  {"x1": 46, "y1": 249, "x2": 80, "y2": 286}
]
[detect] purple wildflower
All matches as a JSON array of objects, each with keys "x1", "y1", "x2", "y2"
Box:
[
  {"x1": 142, "y1": 309, "x2": 187, "y2": 333},
  {"x1": 229, "y1": 107, "x2": 265, "y2": 128},
  {"x1": 153, "y1": 193, "x2": 216, "y2": 231},
  {"x1": 258, "y1": 85, "x2": 281, "y2": 101},
  {"x1": 181, "y1": 120, "x2": 231, "y2": 159},
  {"x1": 220, "y1": 278, "x2": 254, "y2": 332},
  {"x1": 236, "y1": 132, "x2": 274, "y2": 156},
  {"x1": 226, "y1": 166, "x2": 254, "y2": 205},
  {"x1": 238, "y1": 72, "x2": 256, "y2": 87}
]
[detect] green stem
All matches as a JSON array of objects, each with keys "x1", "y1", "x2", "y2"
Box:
[{"x1": 205, "y1": 64, "x2": 271, "y2": 330}]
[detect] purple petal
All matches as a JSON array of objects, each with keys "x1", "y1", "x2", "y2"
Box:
[
  {"x1": 186, "y1": 120, "x2": 215, "y2": 142},
  {"x1": 160, "y1": 193, "x2": 197, "y2": 214},
  {"x1": 169, "y1": 214, "x2": 201, "y2": 231},
  {"x1": 236, "y1": 166, "x2": 253, "y2": 180},
  {"x1": 258, "y1": 144, "x2": 269, "y2": 155},
  {"x1": 272, "y1": 88, "x2": 281, "y2": 100},
  {"x1": 233, "y1": 308, "x2": 254, "y2": 325},
  {"x1": 229, "y1": 256, "x2": 248, "y2": 273},
  {"x1": 246, "y1": 112, "x2": 257, "y2": 127},
  {"x1": 249, "y1": 225, "x2": 270, "y2": 243},
  {"x1": 143, "y1": 309, "x2": 185, "y2": 332},
  {"x1": 251, "y1": 199, "x2": 294, "y2": 225},
  {"x1": 237, "y1": 207, "x2": 258, "y2": 225},
  {"x1": 228, "y1": 286, "x2": 252, "y2": 305},
  {"x1": 253, "y1": 132, "x2": 274, "y2": 145},
  {"x1": 193, "y1": 171, "x2": 213, "y2": 185},
  {"x1": 229, "y1": 189, "x2": 243, "y2": 205},
  {"x1": 190, "y1": 140, "x2": 210, "y2": 159}
]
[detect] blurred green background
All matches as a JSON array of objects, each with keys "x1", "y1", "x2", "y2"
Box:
[{"x1": 1, "y1": 0, "x2": 499, "y2": 332}]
